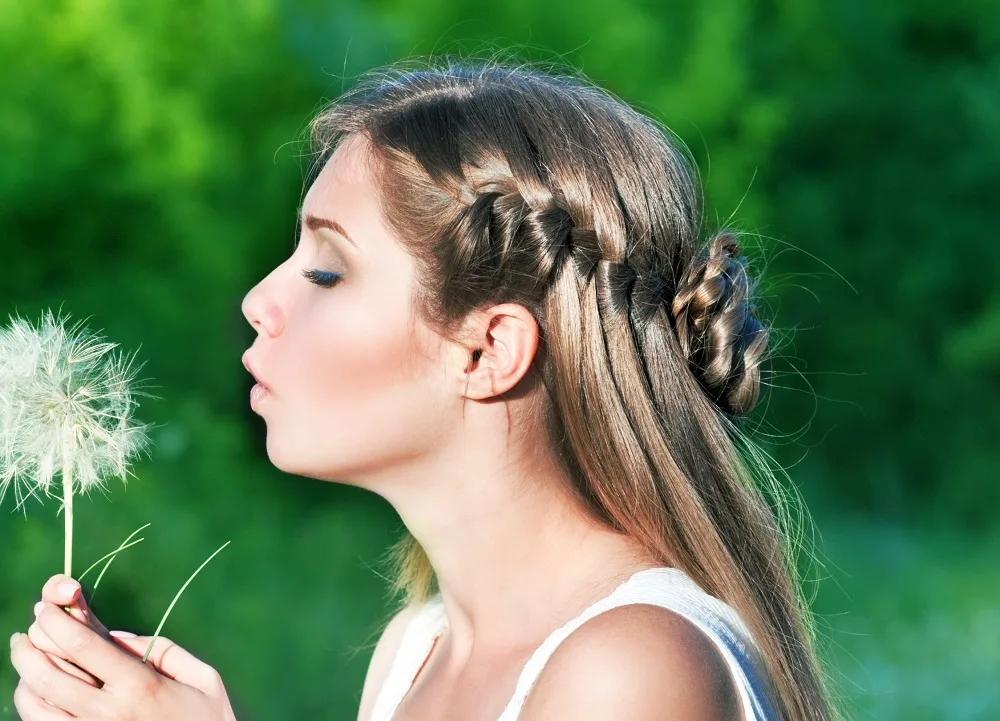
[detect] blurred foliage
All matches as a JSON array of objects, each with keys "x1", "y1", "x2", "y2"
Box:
[{"x1": 1, "y1": 0, "x2": 997, "y2": 719}]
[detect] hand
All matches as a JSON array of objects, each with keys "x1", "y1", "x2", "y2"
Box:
[
  {"x1": 25, "y1": 575, "x2": 112, "y2": 689},
  {"x1": 10, "y1": 584, "x2": 238, "y2": 721},
  {"x1": 26, "y1": 574, "x2": 188, "y2": 689}
]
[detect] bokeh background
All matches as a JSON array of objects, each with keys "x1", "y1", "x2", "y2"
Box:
[{"x1": 2, "y1": 1, "x2": 998, "y2": 719}]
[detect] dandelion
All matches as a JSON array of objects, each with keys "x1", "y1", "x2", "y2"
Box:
[{"x1": 0, "y1": 310, "x2": 151, "y2": 576}]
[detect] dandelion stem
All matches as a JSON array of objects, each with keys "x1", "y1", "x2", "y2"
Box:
[{"x1": 63, "y1": 462, "x2": 73, "y2": 577}]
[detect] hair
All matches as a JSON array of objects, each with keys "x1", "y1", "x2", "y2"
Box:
[{"x1": 307, "y1": 55, "x2": 835, "y2": 720}]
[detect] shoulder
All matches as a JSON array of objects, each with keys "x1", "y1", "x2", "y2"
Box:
[
  {"x1": 518, "y1": 603, "x2": 742, "y2": 721},
  {"x1": 355, "y1": 602, "x2": 425, "y2": 721}
]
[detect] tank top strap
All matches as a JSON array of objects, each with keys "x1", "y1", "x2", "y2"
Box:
[
  {"x1": 367, "y1": 596, "x2": 448, "y2": 721},
  {"x1": 495, "y1": 567, "x2": 779, "y2": 721}
]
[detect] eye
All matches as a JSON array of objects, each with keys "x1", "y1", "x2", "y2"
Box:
[{"x1": 301, "y1": 268, "x2": 344, "y2": 288}]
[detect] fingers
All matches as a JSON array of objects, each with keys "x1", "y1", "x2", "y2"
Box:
[
  {"x1": 26, "y1": 621, "x2": 102, "y2": 688},
  {"x1": 41, "y1": 575, "x2": 110, "y2": 638},
  {"x1": 27, "y1": 617, "x2": 65, "y2": 656},
  {"x1": 34, "y1": 601, "x2": 137, "y2": 685},
  {"x1": 10, "y1": 633, "x2": 103, "y2": 717},
  {"x1": 42, "y1": 574, "x2": 81, "y2": 605},
  {"x1": 30, "y1": 580, "x2": 105, "y2": 688},
  {"x1": 13, "y1": 680, "x2": 75, "y2": 720},
  {"x1": 111, "y1": 634, "x2": 223, "y2": 693}
]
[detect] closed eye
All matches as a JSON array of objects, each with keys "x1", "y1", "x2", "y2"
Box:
[{"x1": 301, "y1": 268, "x2": 344, "y2": 288}]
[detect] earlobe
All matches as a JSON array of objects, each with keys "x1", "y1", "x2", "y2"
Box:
[{"x1": 461, "y1": 304, "x2": 539, "y2": 401}]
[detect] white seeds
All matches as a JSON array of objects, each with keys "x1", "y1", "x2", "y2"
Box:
[{"x1": 0, "y1": 310, "x2": 151, "y2": 513}]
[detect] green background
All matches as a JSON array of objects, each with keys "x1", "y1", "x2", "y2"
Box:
[{"x1": 2, "y1": 1, "x2": 997, "y2": 719}]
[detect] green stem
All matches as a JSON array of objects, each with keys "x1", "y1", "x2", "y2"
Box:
[
  {"x1": 84, "y1": 523, "x2": 152, "y2": 592},
  {"x1": 63, "y1": 462, "x2": 73, "y2": 577},
  {"x1": 79, "y1": 537, "x2": 146, "y2": 583},
  {"x1": 142, "y1": 541, "x2": 231, "y2": 665},
  {"x1": 78, "y1": 534, "x2": 147, "y2": 597}
]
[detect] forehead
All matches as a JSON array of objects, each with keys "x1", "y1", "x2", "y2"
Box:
[{"x1": 303, "y1": 133, "x2": 375, "y2": 209}]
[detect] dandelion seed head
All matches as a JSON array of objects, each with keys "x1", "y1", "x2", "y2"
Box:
[{"x1": 0, "y1": 310, "x2": 151, "y2": 513}]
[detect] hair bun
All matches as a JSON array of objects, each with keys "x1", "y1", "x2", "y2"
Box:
[{"x1": 670, "y1": 231, "x2": 768, "y2": 417}]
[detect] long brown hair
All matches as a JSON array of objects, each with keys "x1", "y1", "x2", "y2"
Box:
[{"x1": 308, "y1": 56, "x2": 835, "y2": 720}]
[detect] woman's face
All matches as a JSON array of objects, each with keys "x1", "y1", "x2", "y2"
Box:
[{"x1": 241, "y1": 133, "x2": 455, "y2": 484}]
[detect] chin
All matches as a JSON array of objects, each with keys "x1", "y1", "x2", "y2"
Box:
[
  {"x1": 263, "y1": 437, "x2": 338, "y2": 480},
  {"x1": 263, "y1": 436, "x2": 302, "y2": 474}
]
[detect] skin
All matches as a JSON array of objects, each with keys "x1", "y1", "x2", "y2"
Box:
[
  {"x1": 9, "y1": 132, "x2": 739, "y2": 720},
  {"x1": 10, "y1": 578, "x2": 236, "y2": 721}
]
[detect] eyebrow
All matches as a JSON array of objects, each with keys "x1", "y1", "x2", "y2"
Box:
[{"x1": 302, "y1": 213, "x2": 358, "y2": 250}]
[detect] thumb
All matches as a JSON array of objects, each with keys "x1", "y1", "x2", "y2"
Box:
[
  {"x1": 110, "y1": 633, "x2": 221, "y2": 693},
  {"x1": 41, "y1": 575, "x2": 110, "y2": 638}
]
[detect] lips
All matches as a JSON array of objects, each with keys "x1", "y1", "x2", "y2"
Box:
[{"x1": 241, "y1": 351, "x2": 270, "y2": 391}]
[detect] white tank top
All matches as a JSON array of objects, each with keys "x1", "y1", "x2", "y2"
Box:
[{"x1": 368, "y1": 566, "x2": 780, "y2": 721}]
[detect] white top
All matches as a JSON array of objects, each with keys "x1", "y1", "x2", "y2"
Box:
[{"x1": 368, "y1": 566, "x2": 780, "y2": 721}]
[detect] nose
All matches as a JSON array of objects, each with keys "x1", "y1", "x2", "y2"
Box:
[{"x1": 241, "y1": 274, "x2": 284, "y2": 338}]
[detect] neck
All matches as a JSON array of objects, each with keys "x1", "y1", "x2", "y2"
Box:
[{"x1": 366, "y1": 409, "x2": 659, "y2": 670}]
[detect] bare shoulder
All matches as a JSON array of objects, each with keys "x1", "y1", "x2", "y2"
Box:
[
  {"x1": 518, "y1": 604, "x2": 742, "y2": 721},
  {"x1": 355, "y1": 602, "x2": 424, "y2": 721}
]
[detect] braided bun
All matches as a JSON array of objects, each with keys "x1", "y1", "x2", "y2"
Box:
[{"x1": 670, "y1": 232, "x2": 768, "y2": 417}]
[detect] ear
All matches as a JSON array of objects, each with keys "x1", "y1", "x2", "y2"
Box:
[{"x1": 454, "y1": 303, "x2": 539, "y2": 401}]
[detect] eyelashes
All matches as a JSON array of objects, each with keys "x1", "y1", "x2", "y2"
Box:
[{"x1": 301, "y1": 268, "x2": 344, "y2": 288}]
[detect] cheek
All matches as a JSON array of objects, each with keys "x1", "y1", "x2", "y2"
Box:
[
  {"x1": 267, "y1": 296, "x2": 451, "y2": 476},
  {"x1": 309, "y1": 310, "x2": 416, "y2": 401}
]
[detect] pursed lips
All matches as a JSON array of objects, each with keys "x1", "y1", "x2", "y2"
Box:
[{"x1": 241, "y1": 352, "x2": 271, "y2": 391}]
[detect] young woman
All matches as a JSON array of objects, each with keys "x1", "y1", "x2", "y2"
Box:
[{"x1": 11, "y1": 58, "x2": 836, "y2": 720}]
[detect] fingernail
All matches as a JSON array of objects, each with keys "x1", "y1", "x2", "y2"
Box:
[
  {"x1": 33, "y1": 601, "x2": 45, "y2": 618},
  {"x1": 110, "y1": 630, "x2": 137, "y2": 638},
  {"x1": 57, "y1": 581, "x2": 79, "y2": 601},
  {"x1": 9, "y1": 633, "x2": 21, "y2": 648}
]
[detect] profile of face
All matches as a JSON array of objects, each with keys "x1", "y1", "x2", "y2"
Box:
[{"x1": 241, "y1": 133, "x2": 459, "y2": 486}]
